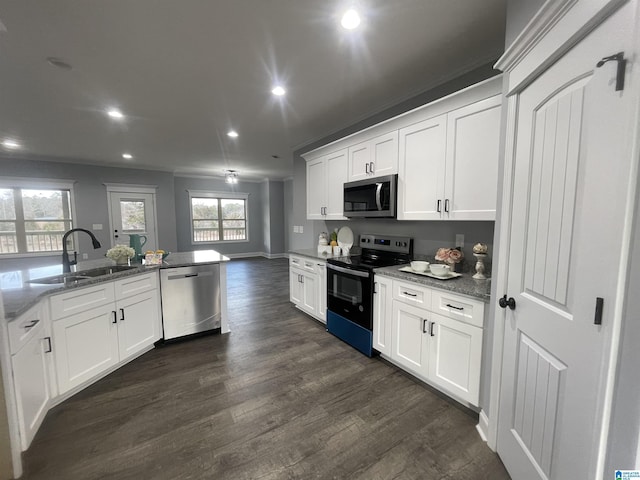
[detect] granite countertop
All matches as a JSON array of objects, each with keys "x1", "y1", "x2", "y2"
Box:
[
  {"x1": 289, "y1": 248, "x2": 358, "y2": 261},
  {"x1": 1, "y1": 250, "x2": 230, "y2": 320},
  {"x1": 374, "y1": 264, "x2": 491, "y2": 302}
]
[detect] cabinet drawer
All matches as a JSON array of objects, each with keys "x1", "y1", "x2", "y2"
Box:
[
  {"x1": 114, "y1": 272, "x2": 158, "y2": 299},
  {"x1": 431, "y1": 290, "x2": 484, "y2": 328},
  {"x1": 290, "y1": 255, "x2": 318, "y2": 273},
  {"x1": 8, "y1": 304, "x2": 44, "y2": 355},
  {"x1": 393, "y1": 280, "x2": 432, "y2": 307},
  {"x1": 50, "y1": 282, "x2": 115, "y2": 320}
]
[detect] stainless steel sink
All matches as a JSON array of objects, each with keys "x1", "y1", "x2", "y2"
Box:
[{"x1": 27, "y1": 265, "x2": 139, "y2": 285}]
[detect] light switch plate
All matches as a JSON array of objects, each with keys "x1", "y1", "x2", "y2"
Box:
[
  {"x1": 92, "y1": 224, "x2": 103, "y2": 230},
  {"x1": 82, "y1": 253, "x2": 89, "y2": 260},
  {"x1": 299, "y1": 225, "x2": 303, "y2": 234},
  {"x1": 293, "y1": 226, "x2": 299, "y2": 233},
  {"x1": 455, "y1": 234, "x2": 464, "y2": 249}
]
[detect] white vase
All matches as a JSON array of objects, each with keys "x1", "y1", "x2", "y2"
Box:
[{"x1": 115, "y1": 256, "x2": 130, "y2": 265}]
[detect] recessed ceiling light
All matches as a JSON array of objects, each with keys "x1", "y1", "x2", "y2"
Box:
[
  {"x1": 271, "y1": 86, "x2": 286, "y2": 96},
  {"x1": 341, "y1": 9, "x2": 361, "y2": 30},
  {"x1": 107, "y1": 109, "x2": 124, "y2": 120},
  {"x1": 227, "y1": 130, "x2": 239, "y2": 138},
  {"x1": 46, "y1": 57, "x2": 73, "y2": 70},
  {"x1": 2, "y1": 139, "x2": 21, "y2": 149},
  {"x1": 122, "y1": 153, "x2": 133, "y2": 160}
]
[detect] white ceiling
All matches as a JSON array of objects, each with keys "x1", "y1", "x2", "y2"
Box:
[{"x1": 0, "y1": 1, "x2": 506, "y2": 180}]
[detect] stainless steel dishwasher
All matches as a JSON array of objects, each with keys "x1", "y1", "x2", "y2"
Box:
[{"x1": 160, "y1": 264, "x2": 221, "y2": 340}]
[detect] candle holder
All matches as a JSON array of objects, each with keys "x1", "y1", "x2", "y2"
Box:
[{"x1": 473, "y1": 253, "x2": 488, "y2": 279}]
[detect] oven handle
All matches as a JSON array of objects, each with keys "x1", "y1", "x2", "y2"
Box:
[{"x1": 327, "y1": 263, "x2": 371, "y2": 278}]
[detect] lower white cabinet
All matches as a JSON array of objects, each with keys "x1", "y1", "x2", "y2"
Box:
[
  {"x1": 289, "y1": 255, "x2": 327, "y2": 323},
  {"x1": 373, "y1": 274, "x2": 484, "y2": 406},
  {"x1": 52, "y1": 272, "x2": 161, "y2": 395},
  {"x1": 10, "y1": 305, "x2": 52, "y2": 451}
]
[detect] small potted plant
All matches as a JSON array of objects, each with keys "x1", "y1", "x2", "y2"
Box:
[{"x1": 106, "y1": 245, "x2": 135, "y2": 265}]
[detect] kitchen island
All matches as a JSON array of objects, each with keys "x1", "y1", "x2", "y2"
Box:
[{"x1": 0, "y1": 250, "x2": 230, "y2": 478}]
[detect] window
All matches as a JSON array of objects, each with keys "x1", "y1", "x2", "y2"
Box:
[
  {"x1": 0, "y1": 183, "x2": 75, "y2": 255},
  {"x1": 189, "y1": 191, "x2": 248, "y2": 243}
]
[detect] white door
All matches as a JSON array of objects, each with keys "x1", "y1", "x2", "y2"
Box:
[
  {"x1": 391, "y1": 301, "x2": 429, "y2": 376},
  {"x1": 370, "y1": 131, "x2": 399, "y2": 177},
  {"x1": 497, "y1": 5, "x2": 637, "y2": 479},
  {"x1": 373, "y1": 275, "x2": 393, "y2": 356},
  {"x1": 300, "y1": 271, "x2": 317, "y2": 316},
  {"x1": 290, "y1": 269, "x2": 303, "y2": 305},
  {"x1": 108, "y1": 191, "x2": 158, "y2": 251},
  {"x1": 116, "y1": 290, "x2": 160, "y2": 362},
  {"x1": 325, "y1": 149, "x2": 348, "y2": 219},
  {"x1": 348, "y1": 140, "x2": 371, "y2": 181},
  {"x1": 306, "y1": 157, "x2": 326, "y2": 219}
]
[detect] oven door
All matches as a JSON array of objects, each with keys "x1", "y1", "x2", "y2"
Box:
[{"x1": 326, "y1": 263, "x2": 373, "y2": 330}]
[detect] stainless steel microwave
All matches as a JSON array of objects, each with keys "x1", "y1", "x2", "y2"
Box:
[{"x1": 343, "y1": 174, "x2": 397, "y2": 218}]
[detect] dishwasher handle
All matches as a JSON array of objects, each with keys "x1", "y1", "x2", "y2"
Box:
[{"x1": 166, "y1": 271, "x2": 213, "y2": 281}]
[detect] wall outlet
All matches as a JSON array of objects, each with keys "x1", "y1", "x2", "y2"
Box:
[
  {"x1": 293, "y1": 226, "x2": 299, "y2": 233},
  {"x1": 92, "y1": 224, "x2": 103, "y2": 230},
  {"x1": 299, "y1": 225, "x2": 303, "y2": 234},
  {"x1": 82, "y1": 253, "x2": 89, "y2": 260},
  {"x1": 455, "y1": 234, "x2": 464, "y2": 249}
]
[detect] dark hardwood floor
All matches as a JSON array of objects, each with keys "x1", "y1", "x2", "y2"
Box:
[{"x1": 22, "y1": 257, "x2": 510, "y2": 479}]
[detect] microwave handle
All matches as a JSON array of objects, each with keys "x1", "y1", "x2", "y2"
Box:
[{"x1": 375, "y1": 182, "x2": 383, "y2": 211}]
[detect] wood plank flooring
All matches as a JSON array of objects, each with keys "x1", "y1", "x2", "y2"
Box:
[{"x1": 21, "y1": 257, "x2": 510, "y2": 479}]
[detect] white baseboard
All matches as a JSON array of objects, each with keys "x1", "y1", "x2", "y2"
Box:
[
  {"x1": 476, "y1": 409, "x2": 490, "y2": 443},
  {"x1": 224, "y1": 252, "x2": 287, "y2": 259}
]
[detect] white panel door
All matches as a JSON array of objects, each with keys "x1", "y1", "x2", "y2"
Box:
[
  {"x1": 109, "y1": 192, "x2": 158, "y2": 250},
  {"x1": 325, "y1": 149, "x2": 348, "y2": 219},
  {"x1": 370, "y1": 131, "x2": 399, "y2": 177},
  {"x1": 53, "y1": 304, "x2": 119, "y2": 394},
  {"x1": 428, "y1": 312, "x2": 482, "y2": 406},
  {"x1": 316, "y1": 263, "x2": 327, "y2": 324},
  {"x1": 373, "y1": 275, "x2": 393, "y2": 356},
  {"x1": 391, "y1": 301, "x2": 429, "y2": 377},
  {"x1": 300, "y1": 271, "x2": 317, "y2": 317},
  {"x1": 445, "y1": 95, "x2": 501, "y2": 220},
  {"x1": 397, "y1": 114, "x2": 447, "y2": 220},
  {"x1": 116, "y1": 290, "x2": 160, "y2": 362},
  {"x1": 306, "y1": 157, "x2": 326, "y2": 219},
  {"x1": 290, "y1": 269, "x2": 303, "y2": 305},
  {"x1": 497, "y1": 5, "x2": 637, "y2": 479}
]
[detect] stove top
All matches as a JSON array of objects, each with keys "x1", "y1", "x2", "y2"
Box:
[{"x1": 327, "y1": 233, "x2": 412, "y2": 272}]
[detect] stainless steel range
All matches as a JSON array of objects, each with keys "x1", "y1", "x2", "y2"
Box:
[{"x1": 326, "y1": 233, "x2": 412, "y2": 356}]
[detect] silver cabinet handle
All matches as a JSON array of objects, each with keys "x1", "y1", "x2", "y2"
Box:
[
  {"x1": 444, "y1": 198, "x2": 450, "y2": 213},
  {"x1": 403, "y1": 291, "x2": 417, "y2": 297},
  {"x1": 422, "y1": 319, "x2": 428, "y2": 333},
  {"x1": 112, "y1": 311, "x2": 118, "y2": 324},
  {"x1": 44, "y1": 337, "x2": 52, "y2": 353},
  {"x1": 120, "y1": 308, "x2": 125, "y2": 321},
  {"x1": 430, "y1": 321, "x2": 435, "y2": 337},
  {"x1": 446, "y1": 303, "x2": 464, "y2": 311},
  {"x1": 370, "y1": 162, "x2": 375, "y2": 174},
  {"x1": 365, "y1": 163, "x2": 369, "y2": 174}
]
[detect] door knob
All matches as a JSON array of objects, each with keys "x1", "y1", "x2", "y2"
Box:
[{"x1": 499, "y1": 295, "x2": 516, "y2": 310}]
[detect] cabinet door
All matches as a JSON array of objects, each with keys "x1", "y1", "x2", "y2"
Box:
[
  {"x1": 300, "y1": 271, "x2": 317, "y2": 316},
  {"x1": 306, "y1": 156, "x2": 326, "y2": 219},
  {"x1": 12, "y1": 324, "x2": 51, "y2": 451},
  {"x1": 116, "y1": 290, "x2": 160, "y2": 362},
  {"x1": 398, "y1": 114, "x2": 447, "y2": 220},
  {"x1": 325, "y1": 149, "x2": 348, "y2": 219},
  {"x1": 290, "y1": 268, "x2": 303, "y2": 305},
  {"x1": 428, "y1": 312, "x2": 482, "y2": 406},
  {"x1": 444, "y1": 95, "x2": 501, "y2": 220},
  {"x1": 370, "y1": 131, "x2": 399, "y2": 177},
  {"x1": 373, "y1": 276, "x2": 393, "y2": 355},
  {"x1": 53, "y1": 304, "x2": 119, "y2": 395},
  {"x1": 348, "y1": 140, "x2": 371, "y2": 181},
  {"x1": 316, "y1": 263, "x2": 327, "y2": 324},
  {"x1": 391, "y1": 300, "x2": 429, "y2": 377}
]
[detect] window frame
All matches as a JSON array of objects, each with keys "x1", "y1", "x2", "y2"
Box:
[
  {"x1": 188, "y1": 190, "x2": 250, "y2": 245},
  {"x1": 0, "y1": 177, "x2": 77, "y2": 258}
]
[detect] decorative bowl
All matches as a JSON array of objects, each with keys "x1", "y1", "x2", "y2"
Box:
[
  {"x1": 410, "y1": 261, "x2": 430, "y2": 272},
  {"x1": 429, "y1": 264, "x2": 451, "y2": 276}
]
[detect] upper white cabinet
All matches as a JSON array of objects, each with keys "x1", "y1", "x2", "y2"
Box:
[
  {"x1": 306, "y1": 148, "x2": 348, "y2": 220},
  {"x1": 303, "y1": 76, "x2": 501, "y2": 222},
  {"x1": 347, "y1": 131, "x2": 399, "y2": 181},
  {"x1": 398, "y1": 94, "x2": 501, "y2": 221}
]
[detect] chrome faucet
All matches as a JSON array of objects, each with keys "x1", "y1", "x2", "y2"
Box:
[{"x1": 62, "y1": 228, "x2": 102, "y2": 273}]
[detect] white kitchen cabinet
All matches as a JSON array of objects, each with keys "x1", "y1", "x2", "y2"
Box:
[
  {"x1": 51, "y1": 272, "x2": 161, "y2": 395},
  {"x1": 289, "y1": 255, "x2": 326, "y2": 323},
  {"x1": 373, "y1": 275, "x2": 485, "y2": 406},
  {"x1": 428, "y1": 312, "x2": 482, "y2": 404},
  {"x1": 398, "y1": 94, "x2": 501, "y2": 221},
  {"x1": 305, "y1": 149, "x2": 348, "y2": 220},
  {"x1": 348, "y1": 131, "x2": 398, "y2": 181},
  {"x1": 373, "y1": 275, "x2": 393, "y2": 355},
  {"x1": 53, "y1": 303, "x2": 120, "y2": 394},
  {"x1": 10, "y1": 305, "x2": 52, "y2": 451},
  {"x1": 391, "y1": 301, "x2": 430, "y2": 377}
]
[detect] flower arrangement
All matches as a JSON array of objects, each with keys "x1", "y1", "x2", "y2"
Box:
[
  {"x1": 435, "y1": 247, "x2": 464, "y2": 265},
  {"x1": 106, "y1": 245, "x2": 135, "y2": 261}
]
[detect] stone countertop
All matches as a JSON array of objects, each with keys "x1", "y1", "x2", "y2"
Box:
[
  {"x1": 374, "y1": 264, "x2": 491, "y2": 302},
  {"x1": 1, "y1": 250, "x2": 230, "y2": 320},
  {"x1": 289, "y1": 248, "x2": 358, "y2": 262}
]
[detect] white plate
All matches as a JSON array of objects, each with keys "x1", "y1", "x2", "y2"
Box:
[
  {"x1": 337, "y1": 226, "x2": 354, "y2": 248},
  {"x1": 398, "y1": 266, "x2": 462, "y2": 280}
]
